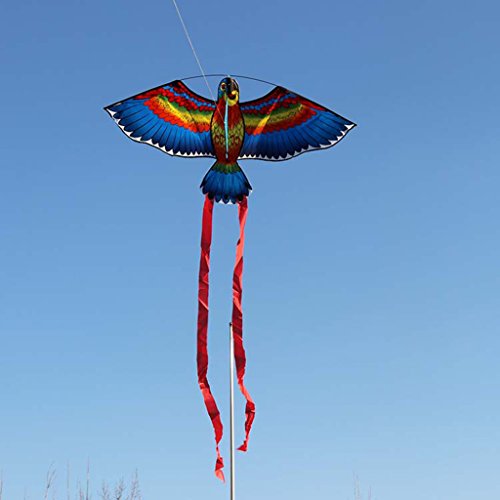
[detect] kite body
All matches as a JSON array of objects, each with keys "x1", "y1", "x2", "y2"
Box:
[
  {"x1": 202, "y1": 78, "x2": 251, "y2": 203},
  {"x1": 104, "y1": 75, "x2": 356, "y2": 480}
]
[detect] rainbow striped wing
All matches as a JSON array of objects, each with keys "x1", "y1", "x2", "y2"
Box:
[
  {"x1": 104, "y1": 80, "x2": 216, "y2": 158},
  {"x1": 239, "y1": 87, "x2": 356, "y2": 161}
]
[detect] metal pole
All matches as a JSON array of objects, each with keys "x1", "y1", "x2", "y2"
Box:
[{"x1": 229, "y1": 322, "x2": 236, "y2": 500}]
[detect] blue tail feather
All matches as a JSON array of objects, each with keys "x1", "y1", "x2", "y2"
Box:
[{"x1": 201, "y1": 161, "x2": 252, "y2": 204}]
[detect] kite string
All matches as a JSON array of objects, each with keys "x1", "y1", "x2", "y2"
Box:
[{"x1": 171, "y1": 0, "x2": 216, "y2": 103}]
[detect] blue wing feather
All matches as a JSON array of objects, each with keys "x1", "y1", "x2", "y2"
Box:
[
  {"x1": 105, "y1": 80, "x2": 216, "y2": 158},
  {"x1": 239, "y1": 86, "x2": 355, "y2": 161}
]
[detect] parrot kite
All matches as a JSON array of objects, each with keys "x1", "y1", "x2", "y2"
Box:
[{"x1": 104, "y1": 76, "x2": 356, "y2": 480}]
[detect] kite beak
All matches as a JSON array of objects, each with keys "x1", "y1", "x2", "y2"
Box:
[{"x1": 227, "y1": 78, "x2": 238, "y2": 100}]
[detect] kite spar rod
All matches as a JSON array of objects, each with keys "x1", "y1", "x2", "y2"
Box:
[{"x1": 229, "y1": 322, "x2": 236, "y2": 500}]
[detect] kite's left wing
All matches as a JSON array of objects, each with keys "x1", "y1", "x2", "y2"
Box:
[
  {"x1": 105, "y1": 80, "x2": 216, "y2": 158},
  {"x1": 239, "y1": 86, "x2": 356, "y2": 161}
]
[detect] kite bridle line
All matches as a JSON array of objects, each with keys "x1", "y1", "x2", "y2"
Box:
[
  {"x1": 173, "y1": 0, "x2": 279, "y2": 113},
  {"x1": 225, "y1": 96, "x2": 230, "y2": 161},
  {"x1": 171, "y1": 0, "x2": 226, "y2": 123},
  {"x1": 171, "y1": 0, "x2": 215, "y2": 102}
]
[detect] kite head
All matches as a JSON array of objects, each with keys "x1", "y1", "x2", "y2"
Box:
[{"x1": 218, "y1": 77, "x2": 239, "y2": 106}]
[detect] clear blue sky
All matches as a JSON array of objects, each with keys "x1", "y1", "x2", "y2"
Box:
[{"x1": 1, "y1": 0, "x2": 499, "y2": 498}]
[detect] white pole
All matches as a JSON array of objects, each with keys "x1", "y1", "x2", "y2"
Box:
[{"x1": 229, "y1": 322, "x2": 236, "y2": 500}]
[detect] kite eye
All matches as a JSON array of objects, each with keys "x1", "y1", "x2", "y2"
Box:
[{"x1": 220, "y1": 82, "x2": 227, "y2": 90}]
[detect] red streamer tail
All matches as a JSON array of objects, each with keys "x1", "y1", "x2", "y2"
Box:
[
  {"x1": 197, "y1": 195, "x2": 225, "y2": 481},
  {"x1": 231, "y1": 197, "x2": 256, "y2": 452}
]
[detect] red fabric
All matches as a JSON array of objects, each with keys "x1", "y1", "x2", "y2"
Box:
[
  {"x1": 197, "y1": 195, "x2": 225, "y2": 481},
  {"x1": 231, "y1": 197, "x2": 256, "y2": 452}
]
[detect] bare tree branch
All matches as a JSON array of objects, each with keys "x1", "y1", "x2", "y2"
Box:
[
  {"x1": 114, "y1": 479, "x2": 125, "y2": 500},
  {"x1": 77, "y1": 480, "x2": 85, "y2": 500},
  {"x1": 126, "y1": 471, "x2": 141, "y2": 500},
  {"x1": 99, "y1": 481, "x2": 111, "y2": 500},
  {"x1": 66, "y1": 462, "x2": 71, "y2": 500},
  {"x1": 44, "y1": 465, "x2": 56, "y2": 500},
  {"x1": 7, "y1": 465, "x2": 142, "y2": 500},
  {"x1": 86, "y1": 461, "x2": 90, "y2": 500}
]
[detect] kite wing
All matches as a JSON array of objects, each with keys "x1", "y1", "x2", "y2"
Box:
[
  {"x1": 104, "y1": 80, "x2": 216, "y2": 158},
  {"x1": 239, "y1": 86, "x2": 356, "y2": 161}
]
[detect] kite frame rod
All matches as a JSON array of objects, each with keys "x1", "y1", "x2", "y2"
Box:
[
  {"x1": 180, "y1": 73, "x2": 280, "y2": 88},
  {"x1": 229, "y1": 322, "x2": 236, "y2": 500}
]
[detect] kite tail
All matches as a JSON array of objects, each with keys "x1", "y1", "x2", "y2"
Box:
[
  {"x1": 200, "y1": 161, "x2": 252, "y2": 204},
  {"x1": 197, "y1": 195, "x2": 225, "y2": 482},
  {"x1": 231, "y1": 197, "x2": 256, "y2": 452}
]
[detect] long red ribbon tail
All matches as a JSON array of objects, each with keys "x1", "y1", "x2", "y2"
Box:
[
  {"x1": 231, "y1": 197, "x2": 256, "y2": 452},
  {"x1": 197, "y1": 195, "x2": 225, "y2": 482}
]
